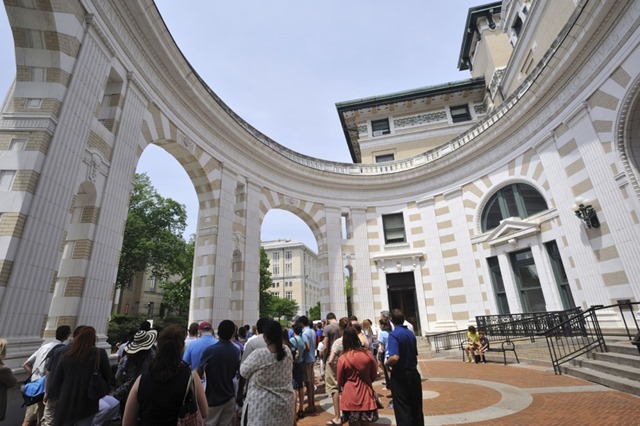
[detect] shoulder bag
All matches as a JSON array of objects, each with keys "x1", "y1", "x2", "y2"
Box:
[
  {"x1": 177, "y1": 372, "x2": 204, "y2": 426},
  {"x1": 343, "y1": 353, "x2": 383, "y2": 409},
  {"x1": 88, "y1": 349, "x2": 110, "y2": 400}
]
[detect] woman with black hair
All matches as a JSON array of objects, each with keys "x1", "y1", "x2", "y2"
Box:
[
  {"x1": 122, "y1": 326, "x2": 207, "y2": 425},
  {"x1": 49, "y1": 326, "x2": 111, "y2": 426},
  {"x1": 239, "y1": 319, "x2": 294, "y2": 426}
]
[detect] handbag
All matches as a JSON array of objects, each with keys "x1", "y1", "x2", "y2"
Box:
[
  {"x1": 20, "y1": 375, "x2": 46, "y2": 406},
  {"x1": 177, "y1": 372, "x2": 204, "y2": 426},
  {"x1": 88, "y1": 349, "x2": 110, "y2": 400},
  {"x1": 343, "y1": 353, "x2": 383, "y2": 410}
]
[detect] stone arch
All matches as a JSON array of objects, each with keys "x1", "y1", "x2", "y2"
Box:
[{"x1": 616, "y1": 73, "x2": 640, "y2": 201}]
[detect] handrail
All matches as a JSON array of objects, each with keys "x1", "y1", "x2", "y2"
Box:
[{"x1": 541, "y1": 302, "x2": 639, "y2": 374}]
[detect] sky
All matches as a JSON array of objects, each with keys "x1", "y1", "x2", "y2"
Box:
[{"x1": 0, "y1": 1, "x2": 484, "y2": 252}]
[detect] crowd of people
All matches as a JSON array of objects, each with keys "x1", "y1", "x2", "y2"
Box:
[{"x1": 2, "y1": 308, "x2": 425, "y2": 426}]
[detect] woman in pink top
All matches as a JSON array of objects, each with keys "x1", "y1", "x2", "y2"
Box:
[{"x1": 337, "y1": 327, "x2": 379, "y2": 425}]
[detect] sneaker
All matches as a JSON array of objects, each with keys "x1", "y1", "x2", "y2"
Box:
[{"x1": 388, "y1": 402, "x2": 394, "y2": 409}]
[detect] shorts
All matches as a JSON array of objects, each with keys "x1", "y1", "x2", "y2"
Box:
[
  {"x1": 292, "y1": 362, "x2": 304, "y2": 389},
  {"x1": 303, "y1": 362, "x2": 315, "y2": 383},
  {"x1": 325, "y1": 362, "x2": 338, "y2": 395},
  {"x1": 24, "y1": 402, "x2": 44, "y2": 422}
]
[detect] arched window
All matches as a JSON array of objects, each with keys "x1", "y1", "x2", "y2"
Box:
[{"x1": 481, "y1": 183, "x2": 548, "y2": 232}]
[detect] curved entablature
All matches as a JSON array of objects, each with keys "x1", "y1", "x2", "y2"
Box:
[{"x1": 95, "y1": 0, "x2": 589, "y2": 179}]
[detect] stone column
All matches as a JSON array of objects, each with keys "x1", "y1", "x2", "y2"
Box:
[
  {"x1": 349, "y1": 207, "x2": 373, "y2": 321},
  {"x1": 417, "y1": 197, "x2": 456, "y2": 331},
  {"x1": 324, "y1": 206, "x2": 345, "y2": 316},
  {"x1": 0, "y1": 21, "x2": 110, "y2": 354}
]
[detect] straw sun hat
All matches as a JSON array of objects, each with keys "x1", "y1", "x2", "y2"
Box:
[{"x1": 125, "y1": 329, "x2": 157, "y2": 354}]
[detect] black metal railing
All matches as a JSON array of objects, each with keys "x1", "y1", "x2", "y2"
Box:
[
  {"x1": 542, "y1": 302, "x2": 640, "y2": 374},
  {"x1": 477, "y1": 307, "x2": 583, "y2": 340},
  {"x1": 424, "y1": 329, "x2": 468, "y2": 353}
]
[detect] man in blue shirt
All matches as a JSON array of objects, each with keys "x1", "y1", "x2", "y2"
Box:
[
  {"x1": 183, "y1": 321, "x2": 218, "y2": 370},
  {"x1": 198, "y1": 319, "x2": 240, "y2": 426},
  {"x1": 385, "y1": 309, "x2": 424, "y2": 426},
  {"x1": 298, "y1": 315, "x2": 317, "y2": 413}
]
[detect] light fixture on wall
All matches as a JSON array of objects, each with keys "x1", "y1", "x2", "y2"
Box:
[{"x1": 573, "y1": 197, "x2": 600, "y2": 229}]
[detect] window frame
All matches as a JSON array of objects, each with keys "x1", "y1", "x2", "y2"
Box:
[
  {"x1": 375, "y1": 153, "x2": 395, "y2": 163},
  {"x1": 450, "y1": 104, "x2": 472, "y2": 123},
  {"x1": 382, "y1": 213, "x2": 406, "y2": 244},
  {"x1": 371, "y1": 118, "x2": 390, "y2": 136}
]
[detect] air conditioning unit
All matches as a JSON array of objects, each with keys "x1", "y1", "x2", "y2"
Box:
[{"x1": 372, "y1": 130, "x2": 385, "y2": 137}]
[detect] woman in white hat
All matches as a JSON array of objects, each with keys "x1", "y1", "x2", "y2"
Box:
[{"x1": 113, "y1": 329, "x2": 157, "y2": 407}]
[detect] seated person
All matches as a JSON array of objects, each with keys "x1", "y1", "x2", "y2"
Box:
[
  {"x1": 478, "y1": 331, "x2": 490, "y2": 363},
  {"x1": 464, "y1": 326, "x2": 480, "y2": 363}
]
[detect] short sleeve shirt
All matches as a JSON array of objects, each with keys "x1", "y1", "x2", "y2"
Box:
[
  {"x1": 387, "y1": 325, "x2": 418, "y2": 370},
  {"x1": 302, "y1": 326, "x2": 316, "y2": 363}
]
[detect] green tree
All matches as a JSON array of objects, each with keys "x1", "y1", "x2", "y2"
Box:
[
  {"x1": 116, "y1": 173, "x2": 188, "y2": 289},
  {"x1": 271, "y1": 297, "x2": 300, "y2": 320},
  {"x1": 160, "y1": 234, "x2": 195, "y2": 317},
  {"x1": 308, "y1": 301, "x2": 321, "y2": 321},
  {"x1": 259, "y1": 247, "x2": 275, "y2": 318}
]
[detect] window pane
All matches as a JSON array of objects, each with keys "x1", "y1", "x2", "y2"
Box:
[
  {"x1": 482, "y1": 195, "x2": 503, "y2": 231},
  {"x1": 383, "y1": 213, "x2": 405, "y2": 243},
  {"x1": 518, "y1": 184, "x2": 548, "y2": 216},
  {"x1": 371, "y1": 118, "x2": 390, "y2": 135}
]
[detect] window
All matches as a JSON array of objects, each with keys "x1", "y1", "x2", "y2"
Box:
[
  {"x1": 371, "y1": 118, "x2": 390, "y2": 136},
  {"x1": 149, "y1": 277, "x2": 156, "y2": 292},
  {"x1": 375, "y1": 154, "x2": 395, "y2": 163},
  {"x1": 285, "y1": 250, "x2": 292, "y2": 261},
  {"x1": 382, "y1": 213, "x2": 406, "y2": 244},
  {"x1": 0, "y1": 171, "x2": 15, "y2": 191},
  {"x1": 285, "y1": 263, "x2": 292, "y2": 275},
  {"x1": 545, "y1": 241, "x2": 575, "y2": 310},
  {"x1": 487, "y1": 257, "x2": 510, "y2": 314},
  {"x1": 273, "y1": 264, "x2": 280, "y2": 276},
  {"x1": 9, "y1": 139, "x2": 27, "y2": 151},
  {"x1": 512, "y1": 16, "x2": 523, "y2": 37},
  {"x1": 481, "y1": 183, "x2": 548, "y2": 232},
  {"x1": 450, "y1": 104, "x2": 471, "y2": 123},
  {"x1": 272, "y1": 252, "x2": 280, "y2": 263},
  {"x1": 285, "y1": 291, "x2": 293, "y2": 300}
]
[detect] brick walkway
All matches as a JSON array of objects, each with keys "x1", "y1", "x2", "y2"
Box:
[{"x1": 297, "y1": 351, "x2": 640, "y2": 426}]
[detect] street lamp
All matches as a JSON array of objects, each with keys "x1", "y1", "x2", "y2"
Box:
[{"x1": 573, "y1": 197, "x2": 600, "y2": 229}]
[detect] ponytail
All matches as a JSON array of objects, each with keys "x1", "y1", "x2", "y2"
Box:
[{"x1": 264, "y1": 320, "x2": 287, "y2": 362}]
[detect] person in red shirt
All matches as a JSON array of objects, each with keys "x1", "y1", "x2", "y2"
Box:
[{"x1": 337, "y1": 327, "x2": 379, "y2": 425}]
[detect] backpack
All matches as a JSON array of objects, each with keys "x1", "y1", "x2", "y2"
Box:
[{"x1": 290, "y1": 336, "x2": 303, "y2": 363}]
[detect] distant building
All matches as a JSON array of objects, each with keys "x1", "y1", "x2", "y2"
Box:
[
  {"x1": 112, "y1": 270, "x2": 166, "y2": 318},
  {"x1": 261, "y1": 240, "x2": 321, "y2": 316}
]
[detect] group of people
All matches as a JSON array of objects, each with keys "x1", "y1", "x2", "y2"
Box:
[{"x1": 3, "y1": 308, "x2": 425, "y2": 426}]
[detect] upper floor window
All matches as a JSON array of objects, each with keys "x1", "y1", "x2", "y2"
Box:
[
  {"x1": 285, "y1": 250, "x2": 292, "y2": 261},
  {"x1": 382, "y1": 213, "x2": 406, "y2": 244},
  {"x1": 371, "y1": 118, "x2": 390, "y2": 136},
  {"x1": 512, "y1": 16, "x2": 523, "y2": 37},
  {"x1": 450, "y1": 104, "x2": 471, "y2": 123},
  {"x1": 375, "y1": 154, "x2": 395, "y2": 163},
  {"x1": 272, "y1": 251, "x2": 279, "y2": 263},
  {"x1": 481, "y1": 183, "x2": 548, "y2": 232}
]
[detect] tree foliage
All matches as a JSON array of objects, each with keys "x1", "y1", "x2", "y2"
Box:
[
  {"x1": 160, "y1": 235, "x2": 195, "y2": 317},
  {"x1": 308, "y1": 301, "x2": 321, "y2": 321},
  {"x1": 259, "y1": 247, "x2": 274, "y2": 318},
  {"x1": 271, "y1": 297, "x2": 300, "y2": 320},
  {"x1": 116, "y1": 173, "x2": 188, "y2": 289}
]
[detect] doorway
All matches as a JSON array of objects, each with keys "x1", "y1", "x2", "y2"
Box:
[
  {"x1": 510, "y1": 249, "x2": 547, "y2": 312},
  {"x1": 386, "y1": 272, "x2": 421, "y2": 335}
]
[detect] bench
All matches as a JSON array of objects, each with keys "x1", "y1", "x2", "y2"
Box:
[{"x1": 460, "y1": 338, "x2": 520, "y2": 365}]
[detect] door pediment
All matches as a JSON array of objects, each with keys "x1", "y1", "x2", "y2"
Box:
[{"x1": 483, "y1": 218, "x2": 540, "y2": 247}]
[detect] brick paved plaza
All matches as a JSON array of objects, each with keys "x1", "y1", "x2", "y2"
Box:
[{"x1": 298, "y1": 341, "x2": 640, "y2": 426}]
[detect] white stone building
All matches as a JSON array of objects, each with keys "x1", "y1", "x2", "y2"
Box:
[
  {"x1": 0, "y1": 0, "x2": 638, "y2": 366},
  {"x1": 261, "y1": 239, "x2": 321, "y2": 317}
]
